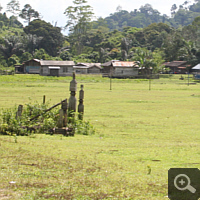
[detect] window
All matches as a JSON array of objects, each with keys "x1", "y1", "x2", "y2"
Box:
[{"x1": 63, "y1": 67, "x2": 68, "y2": 72}]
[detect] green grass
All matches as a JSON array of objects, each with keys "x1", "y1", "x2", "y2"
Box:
[{"x1": 0, "y1": 74, "x2": 200, "y2": 199}]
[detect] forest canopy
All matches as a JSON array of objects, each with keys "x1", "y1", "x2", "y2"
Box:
[{"x1": 1, "y1": 0, "x2": 200, "y2": 70}]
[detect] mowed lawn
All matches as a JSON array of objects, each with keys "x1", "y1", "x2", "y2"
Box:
[{"x1": 0, "y1": 74, "x2": 200, "y2": 199}]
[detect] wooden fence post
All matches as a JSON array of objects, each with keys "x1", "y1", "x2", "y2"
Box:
[
  {"x1": 16, "y1": 105, "x2": 23, "y2": 119},
  {"x1": 78, "y1": 85, "x2": 84, "y2": 120},
  {"x1": 68, "y1": 72, "x2": 77, "y2": 121},
  {"x1": 43, "y1": 95, "x2": 46, "y2": 104},
  {"x1": 62, "y1": 99, "x2": 68, "y2": 127}
]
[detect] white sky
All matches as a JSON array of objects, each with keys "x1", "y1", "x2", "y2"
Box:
[{"x1": 0, "y1": 0, "x2": 195, "y2": 33}]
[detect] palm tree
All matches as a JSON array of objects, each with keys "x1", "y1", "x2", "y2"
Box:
[{"x1": 133, "y1": 47, "x2": 156, "y2": 75}]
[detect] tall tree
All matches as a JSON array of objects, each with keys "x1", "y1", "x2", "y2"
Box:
[
  {"x1": 19, "y1": 4, "x2": 40, "y2": 25},
  {"x1": 64, "y1": 0, "x2": 94, "y2": 55},
  {"x1": 23, "y1": 34, "x2": 43, "y2": 55},
  {"x1": 171, "y1": 4, "x2": 177, "y2": 17},
  {"x1": 6, "y1": 0, "x2": 20, "y2": 16},
  {"x1": 24, "y1": 19, "x2": 64, "y2": 56},
  {"x1": 0, "y1": 4, "x2": 3, "y2": 12},
  {"x1": 0, "y1": 35, "x2": 22, "y2": 60}
]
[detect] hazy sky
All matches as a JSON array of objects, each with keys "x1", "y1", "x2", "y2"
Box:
[{"x1": 1, "y1": 0, "x2": 195, "y2": 32}]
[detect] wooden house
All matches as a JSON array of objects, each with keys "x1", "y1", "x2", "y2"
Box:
[
  {"x1": 73, "y1": 63, "x2": 102, "y2": 74},
  {"x1": 23, "y1": 59, "x2": 41, "y2": 74},
  {"x1": 101, "y1": 60, "x2": 139, "y2": 78},
  {"x1": 40, "y1": 60, "x2": 75, "y2": 76},
  {"x1": 15, "y1": 59, "x2": 75, "y2": 76},
  {"x1": 163, "y1": 61, "x2": 188, "y2": 74}
]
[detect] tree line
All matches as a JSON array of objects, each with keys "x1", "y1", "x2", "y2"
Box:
[{"x1": 1, "y1": 0, "x2": 200, "y2": 72}]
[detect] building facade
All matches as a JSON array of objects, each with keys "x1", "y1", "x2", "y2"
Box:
[{"x1": 101, "y1": 60, "x2": 139, "y2": 78}]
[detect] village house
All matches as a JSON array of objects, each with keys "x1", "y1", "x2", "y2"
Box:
[
  {"x1": 73, "y1": 63, "x2": 102, "y2": 74},
  {"x1": 16, "y1": 59, "x2": 41, "y2": 74},
  {"x1": 163, "y1": 61, "x2": 189, "y2": 74},
  {"x1": 15, "y1": 59, "x2": 75, "y2": 76},
  {"x1": 40, "y1": 60, "x2": 75, "y2": 76},
  {"x1": 101, "y1": 60, "x2": 139, "y2": 78}
]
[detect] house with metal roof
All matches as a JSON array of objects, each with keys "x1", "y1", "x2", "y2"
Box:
[
  {"x1": 192, "y1": 63, "x2": 200, "y2": 79},
  {"x1": 101, "y1": 60, "x2": 139, "y2": 78},
  {"x1": 40, "y1": 60, "x2": 75, "y2": 76},
  {"x1": 163, "y1": 61, "x2": 189, "y2": 74},
  {"x1": 73, "y1": 63, "x2": 102, "y2": 74},
  {"x1": 18, "y1": 59, "x2": 41, "y2": 74},
  {"x1": 16, "y1": 59, "x2": 75, "y2": 76}
]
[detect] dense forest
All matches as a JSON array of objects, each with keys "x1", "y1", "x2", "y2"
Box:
[{"x1": 1, "y1": 0, "x2": 200, "y2": 72}]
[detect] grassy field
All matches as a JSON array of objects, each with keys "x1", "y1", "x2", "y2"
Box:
[{"x1": 0, "y1": 74, "x2": 200, "y2": 199}]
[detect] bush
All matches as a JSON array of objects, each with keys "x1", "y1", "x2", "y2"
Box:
[
  {"x1": 0, "y1": 101, "x2": 58, "y2": 135},
  {"x1": 0, "y1": 101, "x2": 95, "y2": 136}
]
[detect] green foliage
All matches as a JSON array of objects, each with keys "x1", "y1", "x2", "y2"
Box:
[
  {"x1": 0, "y1": 101, "x2": 58, "y2": 136},
  {"x1": 33, "y1": 48, "x2": 50, "y2": 60},
  {"x1": 0, "y1": 101, "x2": 95, "y2": 136},
  {"x1": 24, "y1": 19, "x2": 64, "y2": 56},
  {"x1": 60, "y1": 51, "x2": 72, "y2": 61},
  {"x1": 7, "y1": 54, "x2": 19, "y2": 66},
  {"x1": 74, "y1": 120, "x2": 95, "y2": 135},
  {"x1": 64, "y1": 0, "x2": 94, "y2": 55},
  {"x1": 73, "y1": 53, "x2": 95, "y2": 63},
  {"x1": 20, "y1": 52, "x2": 33, "y2": 63},
  {"x1": 0, "y1": 35, "x2": 23, "y2": 60},
  {"x1": 6, "y1": 0, "x2": 20, "y2": 16},
  {"x1": 1, "y1": 1, "x2": 200, "y2": 66},
  {"x1": 0, "y1": 21, "x2": 4, "y2": 28},
  {"x1": 19, "y1": 4, "x2": 40, "y2": 25}
]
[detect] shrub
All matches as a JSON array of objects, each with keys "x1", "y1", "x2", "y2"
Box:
[{"x1": 0, "y1": 101, "x2": 95, "y2": 136}]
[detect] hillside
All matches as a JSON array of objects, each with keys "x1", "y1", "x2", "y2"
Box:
[{"x1": 1, "y1": 1, "x2": 200, "y2": 70}]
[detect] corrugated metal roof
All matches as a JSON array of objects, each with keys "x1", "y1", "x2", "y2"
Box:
[
  {"x1": 22, "y1": 59, "x2": 40, "y2": 64},
  {"x1": 40, "y1": 60, "x2": 75, "y2": 66},
  {"x1": 113, "y1": 61, "x2": 137, "y2": 67},
  {"x1": 33, "y1": 59, "x2": 40, "y2": 62},
  {"x1": 164, "y1": 61, "x2": 187, "y2": 67},
  {"x1": 73, "y1": 66, "x2": 89, "y2": 69},
  {"x1": 75, "y1": 63, "x2": 102, "y2": 69},
  {"x1": 192, "y1": 64, "x2": 200, "y2": 70},
  {"x1": 102, "y1": 60, "x2": 138, "y2": 68}
]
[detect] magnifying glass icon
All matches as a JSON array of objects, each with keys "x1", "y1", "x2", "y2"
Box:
[{"x1": 174, "y1": 174, "x2": 196, "y2": 193}]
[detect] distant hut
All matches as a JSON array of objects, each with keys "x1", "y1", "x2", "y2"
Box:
[
  {"x1": 73, "y1": 63, "x2": 102, "y2": 74},
  {"x1": 163, "y1": 61, "x2": 188, "y2": 74},
  {"x1": 40, "y1": 60, "x2": 75, "y2": 76},
  {"x1": 101, "y1": 60, "x2": 139, "y2": 78}
]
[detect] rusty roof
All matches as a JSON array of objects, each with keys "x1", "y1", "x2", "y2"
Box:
[
  {"x1": 102, "y1": 60, "x2": 138, "y2": 68},
  {"x1": 113, "y1": 61, "x2": 138, "y2": 67}
]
